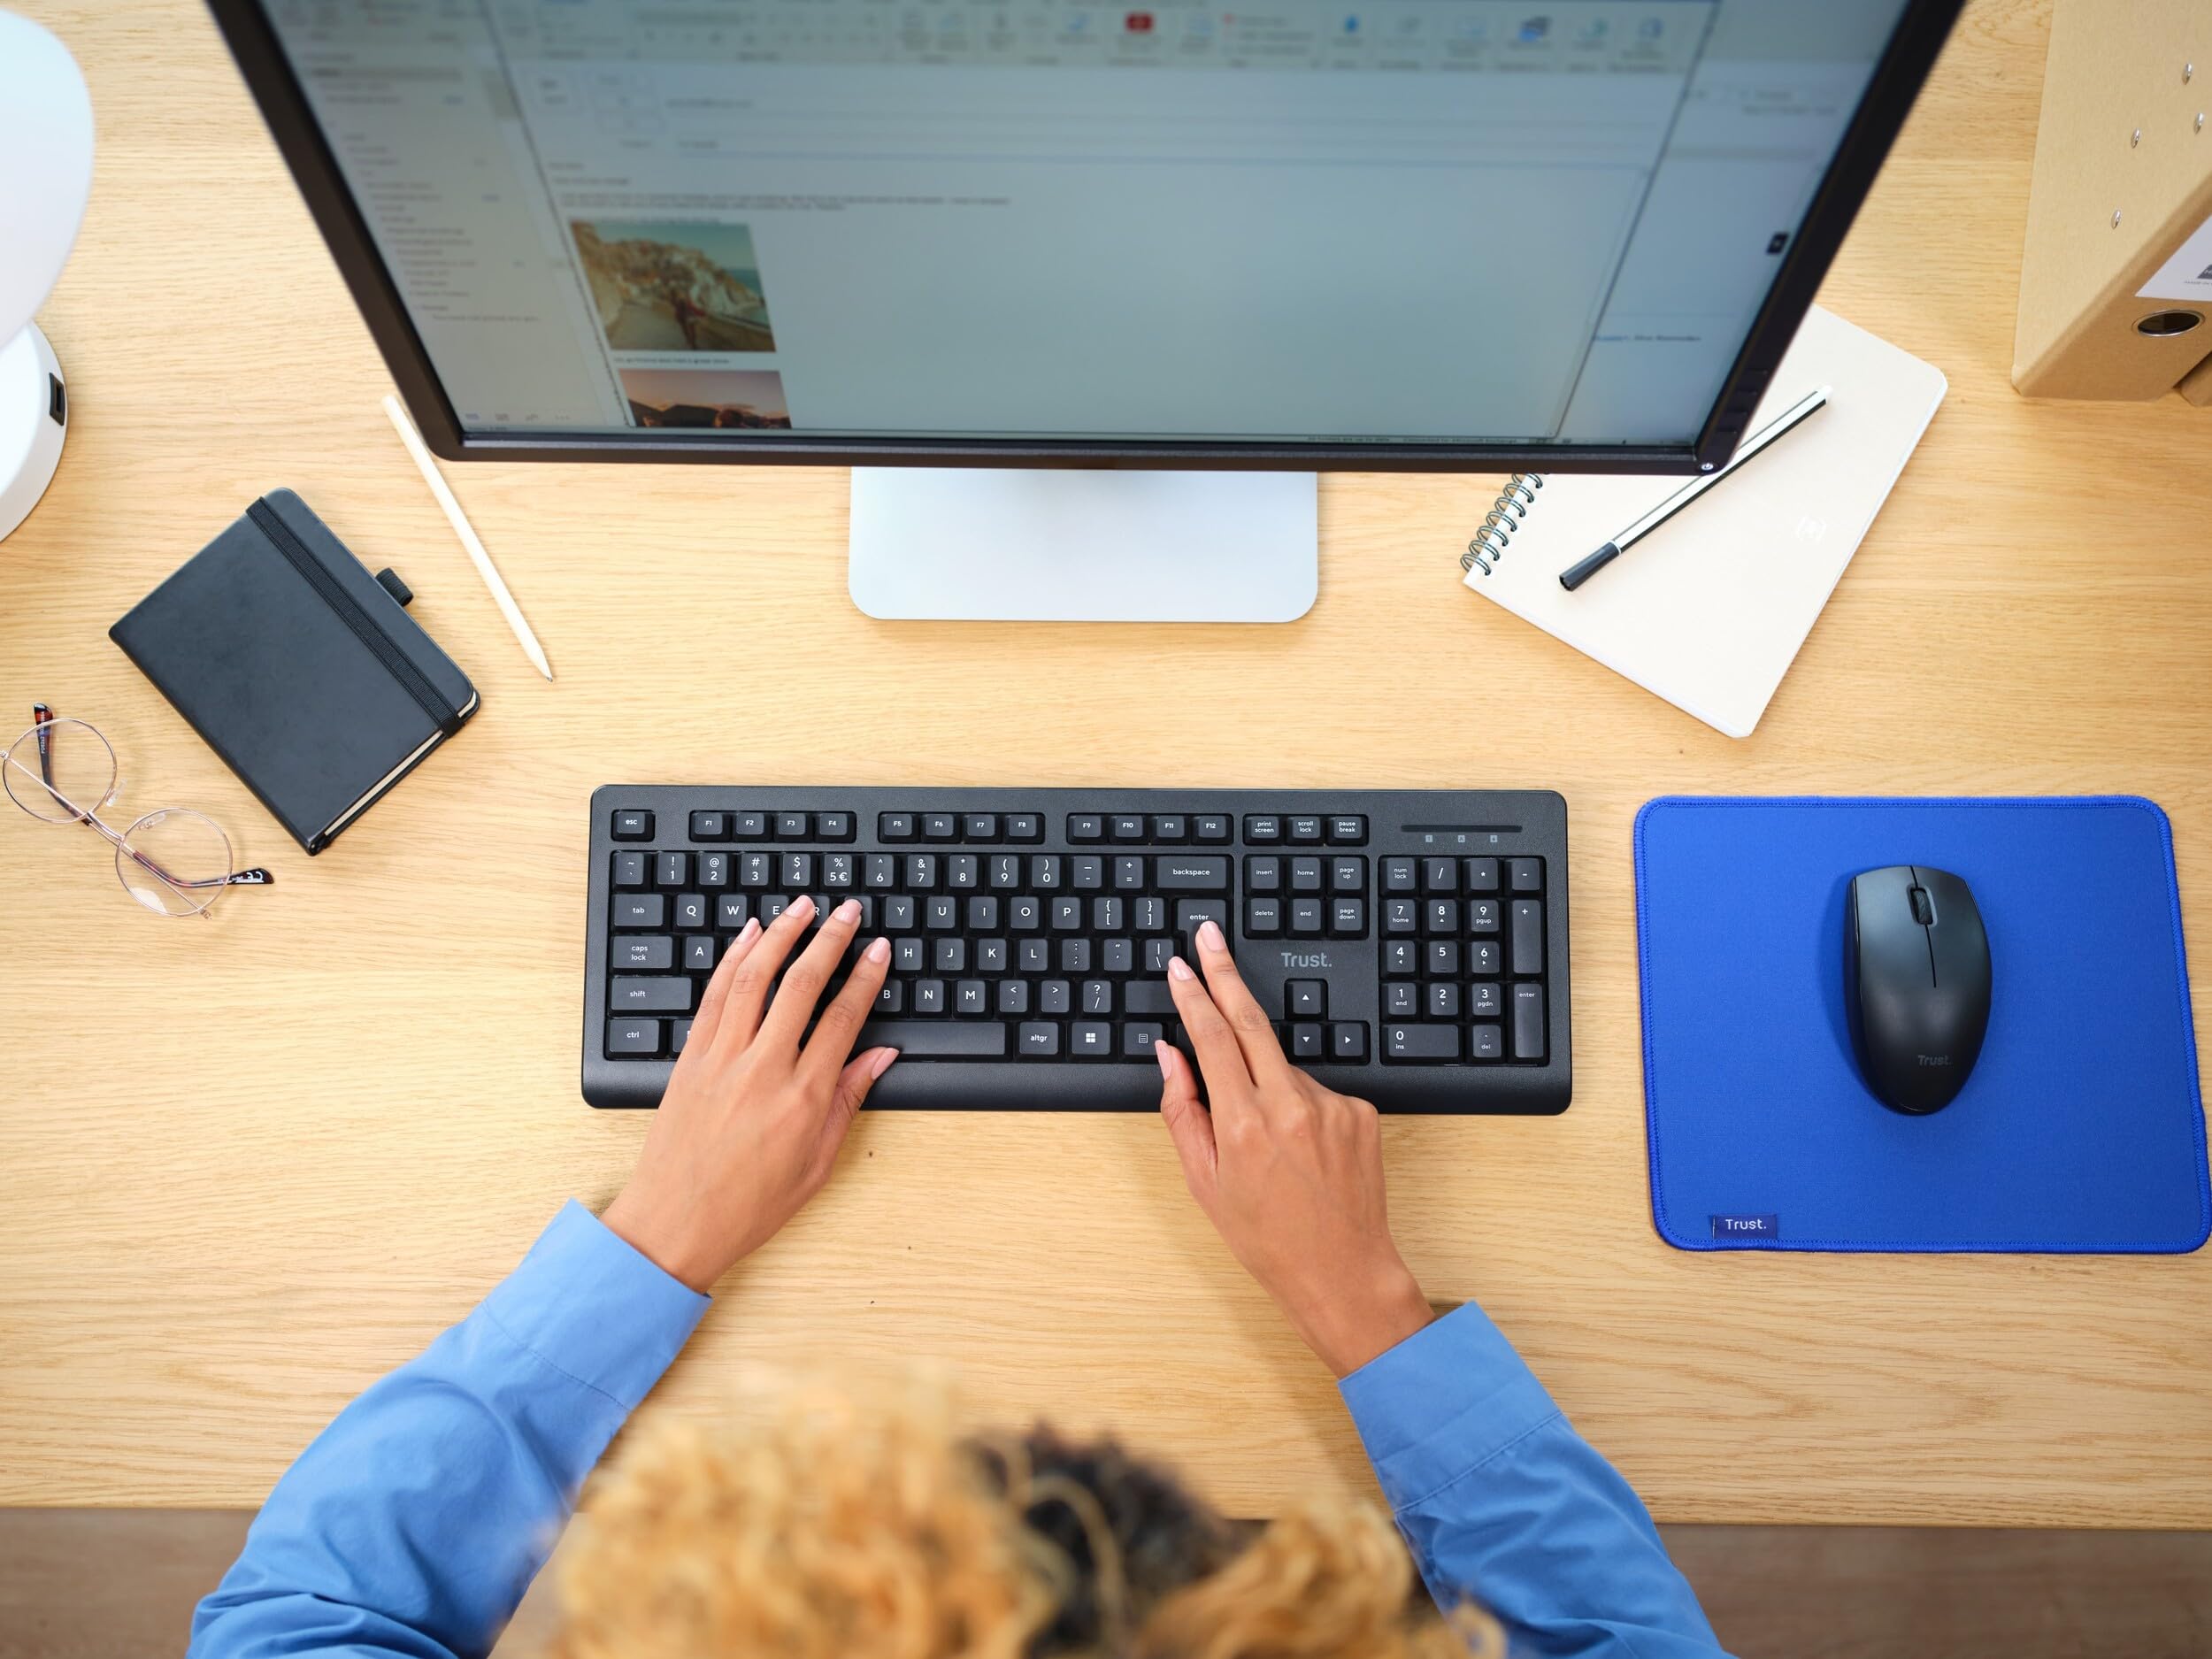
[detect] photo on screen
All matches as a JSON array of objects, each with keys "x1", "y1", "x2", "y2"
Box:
[
  {"x1": 620, "y1": 368, "x2": 793, "y2": 429},
  {"x1": 572, "y1": 219, "x2": 776, "y2": 353}
]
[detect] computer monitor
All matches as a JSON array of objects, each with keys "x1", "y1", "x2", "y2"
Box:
[{"x1": 211, "y1": 0, "x2": 1960, "y2": 621}]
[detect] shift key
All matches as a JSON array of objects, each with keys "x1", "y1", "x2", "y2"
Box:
[{"x1": 610, "y1": 976, "x2": 694, "y2": 1013}]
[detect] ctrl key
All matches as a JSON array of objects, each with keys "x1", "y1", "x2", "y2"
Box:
[{"x1": 606, "y1": 1018, "x2": 662, "y2": 1056}]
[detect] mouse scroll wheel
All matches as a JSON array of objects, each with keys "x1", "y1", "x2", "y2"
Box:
[{"x1": 1909, "y1": 887, "x2": 1934, "y2": 926}]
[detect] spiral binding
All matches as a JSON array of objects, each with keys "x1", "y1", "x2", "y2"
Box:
[{"x1": 1461, "y1": 472, "x2": 1543, "y2": 576}]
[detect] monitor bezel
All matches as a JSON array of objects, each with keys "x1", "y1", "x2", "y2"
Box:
[{"x1": 205, "y1": 0, "x2": 1962, "y2": 474}]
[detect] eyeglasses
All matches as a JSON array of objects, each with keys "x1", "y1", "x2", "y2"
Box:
[{"x1": 5, "y1": 704, "x2": 273, "y2": 918}]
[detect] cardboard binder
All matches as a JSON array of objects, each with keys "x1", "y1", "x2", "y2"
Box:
[{"x1": 2014, "y1": 0, "x2": 2212, "y2": 402}]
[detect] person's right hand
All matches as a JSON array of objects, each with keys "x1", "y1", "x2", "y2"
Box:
[{"x1": 1156, "y1": 918, "x2": 1434, "y2": 1378}]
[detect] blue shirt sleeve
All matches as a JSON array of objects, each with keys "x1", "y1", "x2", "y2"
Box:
[
  {"x1": 189, "y1": 1202, "x2": 710, "y2": 1659},
  {"x1": 1339, "y1": 1303, "x2": 1730, "y2": 1659}
]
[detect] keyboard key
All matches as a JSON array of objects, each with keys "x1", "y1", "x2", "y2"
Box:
[
  {"x1": 1133, "y1": 895, "x2": 1168, "y2": 932},
  {"x1": 877, "y1": 980, "x2": 906, "y2": 1014},
  {"x1": 740, "y1": 852, "x2": 772, "y2": 887},
  {"x1": 1386, "y1": 1024, "x2": 1459, "y2": 1062},
  {"x1": 819, "y1": 854, "x2": 853, "y2": 889},
  {"x1": 1243, "y1": 814, "x2": 1282, "y2": 842},
  {"x1": 672, "y1": 894, "x2": 709, "y2": 931},
  {"x1": 968, "y1": 895, "x2": 1001, "y2": 930},
  {"x1": 1006, "y1": 813, "x2": 1043, "y2": 842},
  {"x1": 1247, "y1": 856, "x2": 1282, "y2": 895},
  {"x1": 989, "y1": 854, "x2": 1021, "y2": 889},
  {"x1": 1382, "y1": 857, "x2": 1417, "y2": 893},
  {"x1": 1469, "y1": 941, "x2": 1502, "y2": 977},
  {"x1": 1327, "y1": 815, "x2": 1368, "y2": 845},
  {"x1": 1082, "y1": 979, "x2": 1113, "y2": 1016},
  {"x1": 1422, "y1": 857, "x2": 1458, "y2": 894},
  {"x1": 1470, "y1": 1023, "x2": 1504, "y2": 1061},
  {"x1": 1177, "y1": 899, "x2": 1229, "y2": 937},
  {"x1": 1509, "y1": 857, "x2": 1545, "y2": 894},
  {"x1": 1110, "y1": 814, "x2": 1146, "y2": 842},
  {"x1": 926, "y1": 896, "x2": 959, "y2": 931},
  {"x1": 1194, "y1": 815, "x2": 1232, "y2": 843},
  {"x1": 606, "y1": 1018, "x2": 661, "y2": 1055},
  {"x1": 1288, "y1": 899, "x2": 1323, "y2": 936},
  {"x1": 948, "y1": 854, "x2": 980, "y2": 889},
  {"x1": 1051, "y1": 897, "x2": 1083, "y2": 931},
  {"x1": 858, "y1": 1021, "x2": 1010, "y2": 1057},
  {"x1": 1511, "y1": 900, "x2": 1544, "y2": 975},
  {"x1": 976, "y1": 936, "x2": 1008, "y2": 972},
  {"x1": 879, "y1": 812, "x2": 916, "y2": 841},
  {"x1": 612, "y1": 810, "x2": 653, "y2": 841},
  {"x1": 1059, "y1": 938, "x2": 1092, "y2": 974},
  {"x1": 1384, "y1": 981, "x2": 1418, "y2": 1018},
  {"x1": 907, "y1": 854, "x2": 940, "y2": 889},
  {"x1": 698, "y1": 852, "x2": 731, "y2": 889},
  {"x1": 997, "y1": 980, "x2": 1030, "y2": 1016},
  {"x1": 1469, "y1": 981, "x2": 1502, "y2": 1019},
  {"x1": 1425, "y1": 899, "x2": 1459, "y2": 935},
  {"x1": 689, "y1": 810, "x2": 729, "y2": 841},
  {"x1": 611, "y1": 850, "x2": 648, "y2": 888},
  {"x1": 671, "y1": 1018, "x2": 693, "y2": 1055},
  {"x1": 1155, "y1": 856, "x2": 1230, "y2": 891},
  {"x1": 1512, "y1": 984, "x2": 1546, "y2": 1060},
  {"x1": 657, "y1": 851, "x2": 692, "y2": 888},
  {"x1": 923, "y1": 812, "x2": 959, "y2": 841},
  {"x1": 1123, "y1": 1023, "x2": 1164, "y2": 1056},
  {"x1": 1385, "y1": 940, "x2": 1418, "y2": 976},
  {"x1": 1383, "y1": 898, "x2": 1418, "y2": 934},
  {"x1": 934, "y1": 938, "x2": 966, "y2": 973},
  {"x1": 1071, "y1": 856, "x2": 1103, "y2": 890},
  {"x1": 913, "y1": 979, "x2": 947, "y2": 1014},
  {"x1": 1287, "y1": 816, "x2": 1324, "y2": 843},
  {"x1": 1466, "y1": 899, "x2": 1500, "y2": 934},
  {"x1": 1149, "y1": 814, "x2": 1187, "y2": 841},
  {"x1": 1071, "y1": 1021, "x2": 1114, "y2": 1056},
  {"x1": 613, "y1": 935, "x2": 674, "y2": 972},
  {"x1": 612, "y1": 895, "x2": 665, "y2": 929},
  {"x1": 866, "y1": 854, "x2": 899, "y2": 889},
  {"x1": 1286, "y1": 979, "x2": 1325, "y2": 1018},
  {"x1": 1289, "y1": 857, "x2": 1324, "y2": 894},
  {"x1": 1330, "y1": 856, "x2": 1366, "y2": 893},
  {"x1": 1018, "y1": 1023, "x2": 1061, "y2": 1056},
  {"x1": 1039, "y1": 980, "x2": 1072, "y2": 1015},
  {"x1": 734, "y1": 811, "x2": 769, "y2": 841},
  {"x1": 817, "y1": 811, "x2": 855, "y2": 841},
  {"x1": 1290, "y1": 1022, "x2": 1325, "y2": 1058},
  {"x1": 1329, "y1": 898, "x2": 1366, "y2": 937},
  {"x1": 1124, "y1": 980, "x2": 1178, "y2": 1017},
  {"x1": 1426, "y1": 941, "x2": 1460, "y2": 976},
  {"x1": 964, "y1": 813, "x2": 999, "y2": 842},
  {"x1": 1426, "y1": 981, "x2": 1461, "y2": 1018},
  {"x1": 1113, "y1": 856, "x2": 1146, "y2": 890},
  {"x1": 685, "y1": 935, "x2": 717, "y2": 972},
  {"x1": 611, "y1": 976, "x2": 694, "y2": 1013},
  {"x1": 1067, "y1": 814, "x2": 1104, "y2": 841},
  {"x1": 1329, "y1": 1022, "x2": 1368, "y2": 1061},
  {"x1": 1102, "y1": 939, "x2": 1133, "y2": 972},
  {"x1": 956, "y1": 980, "x2": 987, "y2": 1015},
  {"x1": 775, "y1": 812, "x2": 810, "y2": 841},
  {"x1": 782, "y1": 852, "x2": 815, "y2": 888},
  {"x1": 717, "y1": 895, "x2": 749, "y2": 930},
  {"x1": 1463, "y1": 857, "x2": 1502, "y2": 894},
  {"x1": 1246, "y1": 897, "x2": 1283, "y2": 936}
]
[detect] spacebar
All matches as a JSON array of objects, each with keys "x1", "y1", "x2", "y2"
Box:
[{"x1": 855, "y1": 1021, "x2": 1009, "y2": 1058}]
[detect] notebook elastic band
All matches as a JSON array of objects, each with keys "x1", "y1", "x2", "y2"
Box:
[{"x1": 247, "y1": 496, "x2": 462, "y2": 737}]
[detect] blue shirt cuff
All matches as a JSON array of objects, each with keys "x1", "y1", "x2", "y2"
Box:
[
  {"x1": 479, "y1": 1200, "x2": 710, "y2": 1412},
  {"x1": 1337, "y1": 1302, "x2": 1563, "y2": 1513}
]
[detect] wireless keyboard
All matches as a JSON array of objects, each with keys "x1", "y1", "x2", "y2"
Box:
[{"x1": 584, "y1": 787, "x2": 1571, "y2": 1114}]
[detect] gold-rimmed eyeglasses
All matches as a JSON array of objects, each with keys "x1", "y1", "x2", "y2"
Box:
[{"x1": 4, "y1": 704, "x2": 273, "y2": 918}]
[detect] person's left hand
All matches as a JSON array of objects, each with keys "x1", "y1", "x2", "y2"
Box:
[{"x1": 602, "y1": 895, "x2": 897, "y2": 1292}]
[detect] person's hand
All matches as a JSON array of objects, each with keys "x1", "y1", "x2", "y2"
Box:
[
  {"x1": 1156, "y1": 918, "x2": 1432, "y2": 1377},
  {"x1": 601, "y1": 895, "x2": 898, "y2": 1292}
]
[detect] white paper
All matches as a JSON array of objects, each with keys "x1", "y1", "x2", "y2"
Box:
[{"x1": 2136, "y1": 210, "x2": 2212, "y2": 302}]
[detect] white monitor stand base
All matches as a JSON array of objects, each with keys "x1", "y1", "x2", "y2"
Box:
[{"x1": 848, "y1": 466, "x2": 1317, "y2": 623}]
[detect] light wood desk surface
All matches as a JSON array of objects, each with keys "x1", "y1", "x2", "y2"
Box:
[{"x1": 4, "y1": 0, "x2": 2209, "y2": 1526}]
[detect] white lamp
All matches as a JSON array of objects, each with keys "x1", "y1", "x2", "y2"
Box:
[{"x1": 0, "y1": 11, "x2": 94, "y2": 542}]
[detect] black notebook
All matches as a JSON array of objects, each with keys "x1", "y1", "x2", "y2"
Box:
[{"x1": 111, "y1": 490, "x2": 480, "y2": 855}]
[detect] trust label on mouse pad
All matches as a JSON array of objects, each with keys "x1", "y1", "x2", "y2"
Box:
[{"x1": 1634, "y1": 795, "x2": 2208, "y2": 1255}]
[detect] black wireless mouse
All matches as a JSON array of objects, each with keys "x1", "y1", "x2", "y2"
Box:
[{"x1": 1844, "y1": 864, "x2": 1992, "y2": 1115}]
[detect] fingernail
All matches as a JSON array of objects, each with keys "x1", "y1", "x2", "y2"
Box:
[
  {"x1": 791, "y1": 894, "x2": 815, "y2": 919},
  {"x1": 865, "y1": 934, "x2": 890, "y2": 964},
  {"x1": 738, "y1": 918, "x2": 761, "y2": 941},
  {"x1": 870, "y1": 1047, "x2": 899, "y2": 1079},
  {"x1": 1197, "y1": 918, "x2": 1225, "y2": 951},
  {"x1": 1156, "y1": 1042, "x2": 1172, "y2": 1077},
  {"x1": 836, "y1": 898, "x2": 861, "y2": 924},
  {"x1": 1168, "y1": 956, "x2": 1194, "y2": 982}
]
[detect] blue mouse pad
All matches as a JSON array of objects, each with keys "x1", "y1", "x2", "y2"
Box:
[{"x1": 1634, "y1": 796, "x2": 2208, "y2": 1253}]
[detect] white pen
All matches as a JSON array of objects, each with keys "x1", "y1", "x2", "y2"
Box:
[{"x1": 380, "y1": 393, "x2": 554, "y2": 681}]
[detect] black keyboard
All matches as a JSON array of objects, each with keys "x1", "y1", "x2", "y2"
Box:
[{"x1": 584, "y1": 787, "x2": 1570, "y2": 1114}]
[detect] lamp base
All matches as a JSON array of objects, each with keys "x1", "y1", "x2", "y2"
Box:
[{"x1": 0, "y1": 323, "x2": 67, "y2": 542}]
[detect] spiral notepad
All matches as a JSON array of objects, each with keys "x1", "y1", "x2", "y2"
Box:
[{"x1": 1459, "y1": 307, "x2": 1947, "y2": 738}]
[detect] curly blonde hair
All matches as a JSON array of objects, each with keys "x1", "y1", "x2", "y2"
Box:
[{"x1": 556, "y1": 1379, "x2": 1502, "y2": 1659}]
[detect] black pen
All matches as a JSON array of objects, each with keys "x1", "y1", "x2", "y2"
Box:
[{"x1": 1558, "y1": 386, "x2": 1832, "y2": 592}]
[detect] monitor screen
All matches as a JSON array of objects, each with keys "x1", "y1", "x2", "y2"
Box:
[{"x1": 237, "y1": 0, "x2": 1920, "y2": 459}]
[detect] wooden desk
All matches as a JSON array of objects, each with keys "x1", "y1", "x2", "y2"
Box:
[{"x1": 4, "y1": 0, "x2": 2208, "y2": 1527}]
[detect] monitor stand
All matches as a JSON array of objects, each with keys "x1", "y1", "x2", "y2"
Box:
[{"x1": 848, "y1": 467, "x2": 1317, "y2": 623}]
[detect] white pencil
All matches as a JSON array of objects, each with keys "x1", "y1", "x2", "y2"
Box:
[{"x1": 380, "y1": 394, "x2": 554, "y2": 681}]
